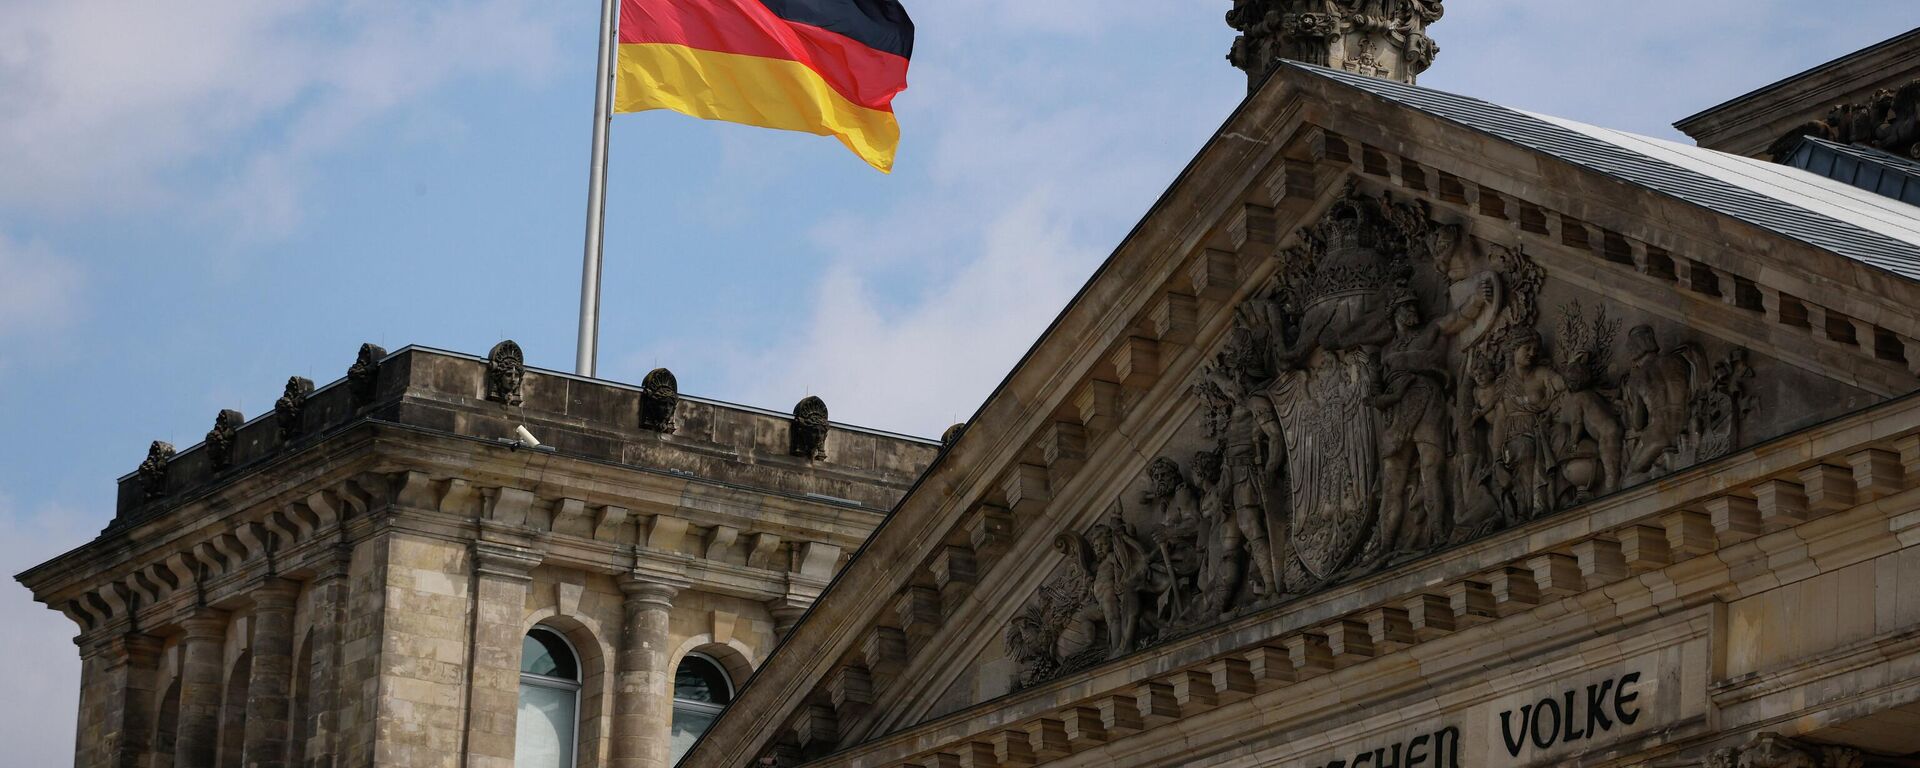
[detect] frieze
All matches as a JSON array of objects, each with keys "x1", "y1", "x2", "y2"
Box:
[{"x1": 1008, "y1": 183, "x2": 1767, "y2": 687}]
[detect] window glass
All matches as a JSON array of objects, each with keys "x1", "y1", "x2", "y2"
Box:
[
  {"x1": 516, "y1": 682, "x2": 577, "y2": 768},
  {"x1": 521, "y1": 628, "x2": 578, "y2": 680},
  {"x1": 672, "y1": 655, "x2": 732, "y2": 706},
  {"x1": 669, "y1": 654, "x2": 734, "y2": 764}
]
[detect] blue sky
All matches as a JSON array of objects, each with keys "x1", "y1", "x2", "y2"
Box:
[{"x1": 2, "y1": 0, "x2": 1915, "y2": 762}]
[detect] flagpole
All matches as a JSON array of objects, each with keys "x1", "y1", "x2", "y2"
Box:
[{"x1": 576, "y1": 0, "x2": 618, "y2": 377}]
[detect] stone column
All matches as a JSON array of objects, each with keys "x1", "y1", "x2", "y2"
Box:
[
  {"x1": 611, "y1": 575, "x2": 682, "y2": 768},
  {"x1": 242, "y1": 579, "x2": 301, "y2": 768},
  {"x1": 300, "y1": 550, "x2": 350, "y2": 768},
  {"x1": 174, "y1": 611, "x2": 231, "y2": 768},
  {"x1": 463, "y1": 540, "x2": 541, "y2": 768},
  {"x1": 76, "y1": 632, "x2": 163, "y2": 768}
]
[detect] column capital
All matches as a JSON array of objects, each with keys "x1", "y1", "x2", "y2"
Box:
[
  {"x1": 178, "y1": 610, "x2": 230, "y2": 640},
  {"x1": 617, "y1": 572, "x2": 689, "y2": 608},
  {"x1": 250, "y1": 576, "x2": 302, "y2": 610},
  {"x1": 473, "y1": 540, "x2": 543, "y2": 582}
]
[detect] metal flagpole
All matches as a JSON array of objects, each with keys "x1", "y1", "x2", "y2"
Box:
[{"x1": 576, "y1": 0, "x2": 618, "y2": 377}]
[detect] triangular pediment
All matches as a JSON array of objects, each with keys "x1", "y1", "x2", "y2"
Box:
[{"x1": 681, "y1": 63, "x2": 1920, "y2": 768}]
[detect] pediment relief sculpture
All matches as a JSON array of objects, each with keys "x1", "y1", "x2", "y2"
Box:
[
  {"x1": 1007, "y1": 183, "x2": 1772, "y2": 688},
  {"x1": 1771, "y1": 79, "x2": 1920, "y2": 160}
]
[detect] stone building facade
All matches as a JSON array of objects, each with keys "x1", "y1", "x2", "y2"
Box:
[
  {"x1": 26, "y1": 7, "x2": 1920, "y2": 768},
  {"x1": 16, "y1": 345, "x2": 939, "y2": 767},
  {"x1": 677, "y1": 13, "x2": 1920, "y2": 768}
]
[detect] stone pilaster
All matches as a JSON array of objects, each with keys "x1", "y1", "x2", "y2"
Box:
[
  {"x1": 174, "y1": 611, "x2": 231, "y2": 768},
  {"x1": 74, "y1": 632, "x2": 163, "y2": 768},
  {"x1": 242, "y1": 578, "x2": 301, "y2": 768},
  {"x1": 300, "y1": 551, "x2": 350, "y2": 768},
  {"x1": 612, "y1": 574, "x2": 685, "y2": 768},
  {"x1": 463, "y1": 539, "x2": 542, "y2": 768}
]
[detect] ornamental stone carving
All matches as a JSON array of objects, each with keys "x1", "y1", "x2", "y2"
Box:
[
  {"x1": 1707, "y1": 733, "x2": 1864, "y2": 768},
  {"x1": 1226, "y1": 0, "x2": 1443, "y2": 91},
  {"x1": 138, "y1": 441, "x2": 174, "y2": 499},
  {"x1": 348, "y1": 343, "x2": 386, "y2": 409},
  {"x1": 275, "y1": 376, "x2": 314, "y2": 442},
  {"x1": 1770, "y1": 80, "x2": 1920, "y2": 160},
  {"x1": 486, "y1": 340, "x2": 525, "y2": 406},
  {"x1": 639, "y1": 367, "x2": 680, "y2": 434},
  {"x1": 790, "y1": 396, "x2": 830, "y2": 461},
  {"x1": 1007, "y1": 183, "x2": 1766, "y2": 688},
  {"x1": 206, "y1": 409, "x2": 243, "y2": 471}
]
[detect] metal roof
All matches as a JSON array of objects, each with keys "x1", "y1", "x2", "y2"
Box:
[
  {"x1": 1287, "y1": 62, "x2": 1920, "y2": 282},
  {"x1": 1784, "y1": 136, "x2": 1920, "y2": 207}
]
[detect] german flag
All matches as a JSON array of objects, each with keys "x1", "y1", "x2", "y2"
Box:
[{"x1": 615, "y1": 0, "x2": 914, "y2": 173}]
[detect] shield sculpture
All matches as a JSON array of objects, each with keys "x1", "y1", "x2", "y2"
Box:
[{"x1": 1272, "y1": 337, "x2": 1381, "y2": 581}]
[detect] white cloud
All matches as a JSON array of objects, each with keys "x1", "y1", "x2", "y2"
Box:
[
  {"x1": 0, "y1": 0, "x2": 563, "y2": 235},
  {"x1": 0, "y1": 495, "x2": 95, "y2": 768}
]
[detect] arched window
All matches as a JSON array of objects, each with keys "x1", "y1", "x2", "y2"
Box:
[
  {"x1": 669, "y1": 652, "x2": 735, "y2": 764},
  {"x1": 516, "y1": 627, "x2": 581, "y2": 768}
]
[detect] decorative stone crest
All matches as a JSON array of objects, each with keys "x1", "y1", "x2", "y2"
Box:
[
  {"x1": 1707, "y1": 732, "x2": 1864, "y2": 768},
  {"x1": 486, "y1": 340, "x2": 525, "y2": 406},
  {"x1": 348, "y1": 343, "x2": 386, "y2": 409},
  {"x1": 138, "y1": 441, "x2": 174, "y2": 499},
  {"x1": 638, "y1": 367, "x2": 680, "y2": 434},
  {"x1": 205, "y1": 409, "x2": 243, "y2": 471},
  {"x1": 1770, "y1": 79, "x2": 1920, "y2": 160},
  {"x1": 1007, "y1": 183, "x2": 1765, "y2": 688},
  {"x1": 790, "y1": 396, "x2": 830, "y2": 461},
  {"x1": 1227, "y1": 0, "x2": 1443, "y2": 91},
  {"x1": 275, "y1": 376, "x2": 314, "y2": 442}
]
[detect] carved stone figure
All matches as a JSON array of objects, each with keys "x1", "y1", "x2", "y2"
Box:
[
  {"x1": 1226, "y1": 0, "x2": 1444, "y2": 91},
  {"x1": 348, "y1": 343, "x2": 386, "y2": 409},
  {"x1": 275, "y1": 376, "x2": 314, "y2": 442},
  {"x1": 138, "y1": 441, "x2": 174, "y2": 499},
  {"x1": 485, "y1": 340, "x2": 526, "y2": 406},
  {"x1": 1707, "y1": 732, "x2": 1863, "y2": 768},
  {"x1": 1618, "y1": 325, "x2": 1699, "y2": 479},
  {"x1": 1369, "y1": 280, "x2": 1489, "y2": 557},
  {"x1": 639, "y1": 367, "x2": 680, "y2": 434},
  {"x1": 206, "y1": 409, "x2": 244, "y2": 471},
  {"x1": 1487, "y1": 329, "x2": 1565, "y2": 520},
  {"x1": 1687, "y1": 347, "x2": 1756, "y2": 462},
  {"x1": 1550, "y1": 304, "x2": 1624, "y2": 502},
  {"x1": 1770, "y1": 79, "x2": 1920, "y2": 160},
  {"x1": 1140, "y1": 458, "x2": 1207, "y2": 626},
  {"x1": 790, "y1": 396, "x2": 830, "y2": 460}
]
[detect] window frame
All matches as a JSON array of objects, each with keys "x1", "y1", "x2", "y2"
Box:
[{"x1": 518, "y1": 625, "x2": 583, "y2": 768}]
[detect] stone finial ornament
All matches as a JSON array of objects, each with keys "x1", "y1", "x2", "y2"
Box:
[
  {"x1": 138, "y1": 441, "x2": 175, "y2": 499},
  {"x1": 789, "y1": 396, "x2": 830, "y2": 461},
  {"x1": 1226, "y1": 0, "x2": 1443, "y2": 91},
  {"x1": 206, "y1": 409, "x2": 244, "y2": 471},
  {"x1": 275, "y1": 376, "x2": 314, "y2": 442},
  {"x1": 638, "y1": 367, "x2": 680, "y2": 434},
  {"x1": 348, "y1": 343, "x2": 387, "y2": 409},
  {"x1": 486, "y1": 340, "x2": 526, "y2": 406}
]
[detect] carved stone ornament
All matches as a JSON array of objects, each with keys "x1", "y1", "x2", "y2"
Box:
[
  {"x1": 1007, "y1": 183, "x2": 1764, "y2": 688},
  {"x1": 790, "y1": 396, "x2": 830, "y2": 461},
  {"x1": 942, "y1": 422, "x2": 967, "y2": 447},
  {"x1": 1770, "y1": 79, "x2": 1920, "y2": 161},
  {"x1": 1226, "y1": 0, "x2": 1443, "y2": 91},
  {"x1": 205, "y1": 409, "x2": 244, "y2": 471},
  {"x1": 485, "y1": 339, "x2": 525, "y2": 406},
  {"x1": 275, "y1": 376, "x2": 314, "y2": 442},
  {"x1": 638, "y1": 367, "x2": 680, "y2": 434},
  {"x1": 138, "y1": 441, "x2": 175, "y2": 499},
  {"x1": 348, "y1": 343, "x2": 387, "y2": 409},
  {"x1": 1706, "y1": 732, "x2": 1865, "y2": 768}
]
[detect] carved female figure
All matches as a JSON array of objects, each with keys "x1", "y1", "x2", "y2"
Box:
[{"x1": 1490, "y1": 329, "x2": 1567, "y2": 519}]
